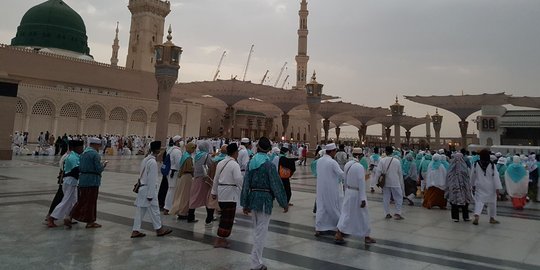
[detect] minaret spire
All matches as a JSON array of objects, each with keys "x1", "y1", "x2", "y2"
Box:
[
  {"x1": 295, "y1": 0, "x2": 309, "y2": 89},
  {"x1": 110, "y1": 22, "x2": 120, "y2": 67}
]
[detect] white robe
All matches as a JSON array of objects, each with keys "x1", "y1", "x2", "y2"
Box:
[
  {"x1": 315, "y1": 155, "x2": 344, "y2": 231},
  {"x1": 337, "y1": 160, "x2": 371, "y2": 237},
  {"x1": 505, "y1": 169, "x2": 529, "y2": 197},
  {"x1": 471, "y1": 163, "x2": 502, "y2": 203},
  {"x1": 426, "y1": 164, "x2": 447, "y2": 190},
  {"x1": 135, "y1": 155, "x2": 159, "y2": 207}
]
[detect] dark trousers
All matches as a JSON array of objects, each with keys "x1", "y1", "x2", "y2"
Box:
[
  {"x1": 48, "y1": 185, "x2": 64, "y2": 215},
  {"x1": 158, "y1": 175, "x2": 168, "y2": 209},
  {"x1": 282, "y1": 179, "x2": 292, "y2": 203},
  {"x1": 450, "y1": 203, "x2": 469, "y2": 221},
  {"x1": 188, "y1": 207, "x2": 215, "y2": 223}
]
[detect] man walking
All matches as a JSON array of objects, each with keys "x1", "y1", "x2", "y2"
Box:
[
  {"x1": 241, "y1": 137, "x2": 288, "y2": 270},
  {"x1": 373, "y1": 146, "x2": 405, "y2": 220}
]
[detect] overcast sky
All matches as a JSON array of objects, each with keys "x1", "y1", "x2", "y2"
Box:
[{"x1": 2, "y1": 0, "x2": 540, "y2": 138}]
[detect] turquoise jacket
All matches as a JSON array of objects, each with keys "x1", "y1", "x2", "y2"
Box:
[
  {"x1": 241, "y1": 161, "x2": 288, "y2": 215},
  {"x1": 79, "y1": 147, "x2": 105, "y2": 187}
]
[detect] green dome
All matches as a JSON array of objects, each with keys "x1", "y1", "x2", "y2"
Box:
[{"x1": 11, "y1": 0, "x2": 90, "y2": 55}]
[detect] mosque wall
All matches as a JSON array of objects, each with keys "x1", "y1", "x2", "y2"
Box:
[{"x1": 14, "y1": 83, "x2": 200, "y2": 141}]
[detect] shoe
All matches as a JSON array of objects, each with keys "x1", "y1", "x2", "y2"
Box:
[
  {"x1": 156, "y1": 227, "x2": 173, "y2": 237},
  {"x1": 394, "y1": 214, "x2": 404, "y2": 220},
  {"x1": 453, "y1": 219, "x2": 459, "y2": 223},
  {"x1": 205, "y1": 221, "x2": 213, "y2": 227},
  {"x1": 385, "y1": 214, "x2": 392, "y2": 219},
  {"x1": 463, "y1": 219, "x2": 471, "y2": 222},
  {"x1": 364, "y1": 237, "x2": 376, "y2": 244},
  {"x1": 334, "y1": 238, "x2": 346, "y2": 245},
  {"x1": 489, "y1": 219, "x2": 500, "y2": 224},
  {"x1": 187, "y1": 219, "x2": 199, "y2": 224},
  {"x1": 130, "y1": 231, "x2": 146, "y2": 238},
  {"x1": 371, "y1": 188, "x2": 375, "y2": 193},
  {"x1": 177, "y1": 215, "x2": 187, "y2": 220},
  {"x1": 472, "y1": 219, "x2": 479, "y2": 225}
]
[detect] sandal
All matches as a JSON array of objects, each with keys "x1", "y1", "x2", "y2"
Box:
[
  {"x1": 156, "y1": 228, "x2": 173, "y2": 237},
  {"x1": 364, "y1": 237, "x2": 376, "y2": 244},
  {"x1": 131, "y1": 231, "x2": 146, "y2": 238},
  {"x1": 85, "y1": 223, "x2": 102, "y2": 229}
]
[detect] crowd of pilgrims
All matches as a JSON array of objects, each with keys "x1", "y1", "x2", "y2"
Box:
[{"x1": 39, "y1": 131, "x2": 540, "y2": 269}]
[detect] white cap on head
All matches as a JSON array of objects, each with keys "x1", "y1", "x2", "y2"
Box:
[
  {"x1": 438, "y1": 149, "x2": 445, "y2": 154},
  {"x1": 352, "y1": 148, "x2": 363, "y2": 154},
  {"x1": 490, "y1": 155, "x2": 497, "y2": 162},
  {"x1": 89, "y1": 137, "x2": 101, "y2": 145},
  {"x1": 495, "y1": 152, "x2": 502, "y2": 157},
  {"x1": 172, "y1": 135, "x2": 182, "y2": 142},
  {"x1": 241, "y1": 138, "x2": 250, "y2": 144},
  {"x1": 325, "y1": 143, "x2": 337, "y2": 151},
  {"x1": 272, "y1": 147, "x2": 280, "y2": 154},
  {"x1": 497, "y1": 157, "x2": 507, "y2": 165},
  {"x1": 318, "y1": 149, "x2": 325, "y2": 156}
]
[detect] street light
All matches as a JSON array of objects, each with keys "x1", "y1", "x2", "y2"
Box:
[
  {"x1": 431, "y1": 108, "x2": 443, "y2": 148},
  {"x1": 305, "y1": 71, "x2": 323, "y2": 149},
  {"x1": 390, "y1": 96, "x2": 404, "y2": 148},
  {"x1": 154, "y1": 25, "x2": 182, "y2": 150}
]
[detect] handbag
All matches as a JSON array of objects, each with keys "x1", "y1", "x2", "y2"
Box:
[
  {"x1": 377, "y1": 157, "x2": 394, "y2": 188},
  {"x1": 133, "y1": 159, "x2": 148, "y2": 193}
]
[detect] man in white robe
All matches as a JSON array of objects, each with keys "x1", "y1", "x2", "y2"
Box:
[
  {"x1": 335, "y1": 148, "x2": 376, "y2": 244},
  {"x1": 372, "y1": 146, "x2": 405, "y2": 220},
  {"x1": 131, "y1": 141, "x2": 172, "y2": 238},
  {"x1": 164, "y1": 135, "x2": 183, "y2": 215},
  {"x1": 315, "y1": 143, "x2": 344, "y2": 236},
  {"x1": 238, "y1": 138, "x2": 250, "y2": 176},
  {"x1": 471, "y1": 149, "x2": 502, "y2": 225}
]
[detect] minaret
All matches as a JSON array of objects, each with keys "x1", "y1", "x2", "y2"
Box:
[
  {"x1": 295, "y1": 0, "x2": 309, "y2": 89},
  {"x1": 126, "y1": 0, "x2": 171, "y2": 72},
  {"x1": 110, "y1": 22, "x2": 120, "y2": 67}
]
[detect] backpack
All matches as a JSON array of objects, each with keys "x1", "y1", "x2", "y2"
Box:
[{"x1": 161, "y1": 152, "x2": 171, "y2": 176}]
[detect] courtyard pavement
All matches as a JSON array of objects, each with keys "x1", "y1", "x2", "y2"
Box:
[{"x1": 1, "y1": 155, "x2": 540, "y2": 270}]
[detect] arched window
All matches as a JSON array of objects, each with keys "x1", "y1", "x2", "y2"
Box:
[
  {"x1": 169, "y1": 112, "x2": 182, "y2": 124},
  {"x1": 60, "y1": 103, "x2": 81, "y2": 118},
  {"x1": 131, "y1": 109, "x2": 147, "y2": 122},
  {"x1": 85, "y1": 105, "x2": 105, "y2": 119},
  {"x1": 16, "y1": 99, "x2": 26, "y2": 114},
  {"x1": 31, "y1": 100, "x2": 54, "y2": 116},
  {"x1": 109, "y1": 107, "x2": 127, "y2": 121},
  {"x1": 150, "y1": 112, "x2": 158, "y2": 122}
]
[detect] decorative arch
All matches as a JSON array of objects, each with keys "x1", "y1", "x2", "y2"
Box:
[
  {"x1": 169, "y1": 112, "x2": 183, "y2": 124},
  {"x1": 60, "y1": 102, "x2": 82, "y2": 118},
  {"x1": 85, "y1": 104, "x2": 105, "y2": 120},
  {"x1": 109, "y1": 107, "x2": 128, "y2": 121},
  {"x1": 150, "y1": 112, "x2": 158, "y2": 122},
  {"x1": 130, "y1": 109, "x2": 147, "y2": 122},
  {"x1": 15, "y1": 98, "x2": 27, "y2": 114},
  {"x1": 31, "y1": 99, "x2": 55, "y2": 116}
]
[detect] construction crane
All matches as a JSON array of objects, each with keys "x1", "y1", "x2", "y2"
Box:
[
  {"x1": 281, "y1": 75, "x2": 290, "y2": 89},
  {"x1": 273, "y1": 62, "x2": 287, "y2": 87},
  {"x1": 212, "y1": 51, "x2": 226, "y2": 81},
  {"x1": 242, "y1": 44, "x2": 254, "y2": 81},
  {"x1": 260, "y1": 70, "x2": 269, "y2": 84}
]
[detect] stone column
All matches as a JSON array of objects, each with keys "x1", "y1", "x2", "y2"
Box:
[
  {"x1": 335, "y1": 127, "x2": 341, "y2": 142},
  {"x1": 360, "y1": 124, "x2": 368, "y2": 143},
  {"x1": 425, "y1": 114, "x2": 431, "y2": 148},
  {"x1": 223, "y1": 106, "x2": 235, "y2": 138},
  {"x1": 78, "y1": 116, "x2": 86, "y2": 134},
  {"x1": 264, "y1": 117, "x2": 274, "y2": 138},
  {"x1": 393, "y1": 122, "x2": 401, "y2": 148},
  {"x1": 281, "y1": 113, "x2": 290, "y2": 138},
  {"x1": 357, "y1": 129, "x2": 362, "y2": 142},
  {"x1": 385, "y1": 127, "x2": 392, "y2": 145},
  {"x1": 323, "y1": 119, "x2": 330, "y2": 143},
  {"x1": 124, "y1": 121, "x2": 130, "y2": 136},
  {"x1": 247, "y1": 118, "x2": 254, "y2": 140},
  {"x1": 0, "y1": 79, "x2": 19, "y2": 160},
  {"x1": 24, "y1": 113, "x2": 30, "y2": 132},
  {"x1": 144, "y1": 120, "x2": 150, "y2": 137},
  {"x1": 155, "y1": 78, "x2": 174, "y2": 145},
  {"x1": 52, "y1": 115, "x2": 59, "y2": 136},
  {"x1": 459, "y1": 120, "x2": 469, "y2": 148},
  {"x1": 103, "y1": 119, "x2": 108, "y2": 135}
]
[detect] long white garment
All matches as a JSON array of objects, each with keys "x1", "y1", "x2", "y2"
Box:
[
  {"x1": 426, "y1": 165, "x2": 447, "y2": 190},
  {"x1": 50, "y1": 177, "x2": 78, "y2": 220},
  {"x1": 211, "y1": 157, "x2": 243, "y2": 202},
  {"x1": 504, "y1": 170, "x2": 529, "y2": 197},
  {"x1": 165, "y1": 147, "x2": 182, "y2": 211},
  {"x1": 372, "y1": 157, "x2": 404, "y2": 190},
  {"x1": 133, "y1": 154, "x2": 162, "y2": 231},
  {"x1": 315, "y1": 155, "x2": 345, "y2": 231},
  {"x1": 238, "y1": 146, "x2": 250, "y2": 176},
  {"x1": 250, "y1": 210, "x2": 271, "y2": 270},
  {"x1": 471, "y1": 163, "x2": 502, "y2": 204},
  {"x1": 382, "y1": 187, "x2": 403, "y2": 215},
  {"x1": 337, "y1": 161, "x2": 371, "y2": 238}
]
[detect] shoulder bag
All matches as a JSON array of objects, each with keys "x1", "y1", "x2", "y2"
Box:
[
  {"x1": 377, "y1": 157, "x2": 394, "y2": 188},
  {"x1": 133, "y1": 160, "x2": 148, "y2": 193}
]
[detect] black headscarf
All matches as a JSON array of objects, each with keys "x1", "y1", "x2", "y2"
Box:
[{"x1": 478, "y1": 149, "x2": 491, "y2": 174}]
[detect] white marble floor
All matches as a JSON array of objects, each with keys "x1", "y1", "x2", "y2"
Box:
[{"x1": 1, "y1": 155, "x2": 539, "y2": 270}]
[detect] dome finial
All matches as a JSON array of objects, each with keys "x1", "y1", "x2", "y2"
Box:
[
  {"x1": 167, "y1": 24, "x2": 173, "y2": 41},
  {"x1": 311, "y1": 70, "x2": 316, "y2": 81}
]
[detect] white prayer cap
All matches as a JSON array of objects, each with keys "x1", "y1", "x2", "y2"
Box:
[
  {"x1": 490, "y1": 155, "x2": 497, "y2": 162},
  {"x1": 272, "y1": 147, "x2": 280, "y2": 154},
  {"x1": 438, "y1": 149, "x2": 445, "y2": 154},
  {"x1": 495, "y1": 152, "x2": 502, "y2": 157},
  {"x1": 520, "y1": 154, "x2": 527, "y2": 161},
  {"x1": 352, "y1": 148, "x2": 363, "y2": 154},
  {"x1": 172, "y1": 135, "x2": 182, "y2": 142},
  {"x1": 241, "y1": 138, "x2": 250, "y2": 144},
  {"x1": 325, "y1": 143, "x2": 337, "y2": 151},
  {"x1": 318, "y1": 149, "x2": 325, "y2": 156},
  {"x1": 498, "y1": 157, "x2": 507, "y2": 165},
  {"x1": 88, "y1": 137, "x2": 101, "y2": 145}
]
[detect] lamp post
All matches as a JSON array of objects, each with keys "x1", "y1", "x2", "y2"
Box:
[
  {"x1": 154, "y1": 26, "x2": 182, "y2": 150},
  {"x1": 431, "y1": 109, "x2": 443, "y2": 148},
  {"x1": 305, "y1": 71, "x2": 323, "y2": 151},
  {"x1": 390, "y1": 96, "x2": 404, "y2": 148}
]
